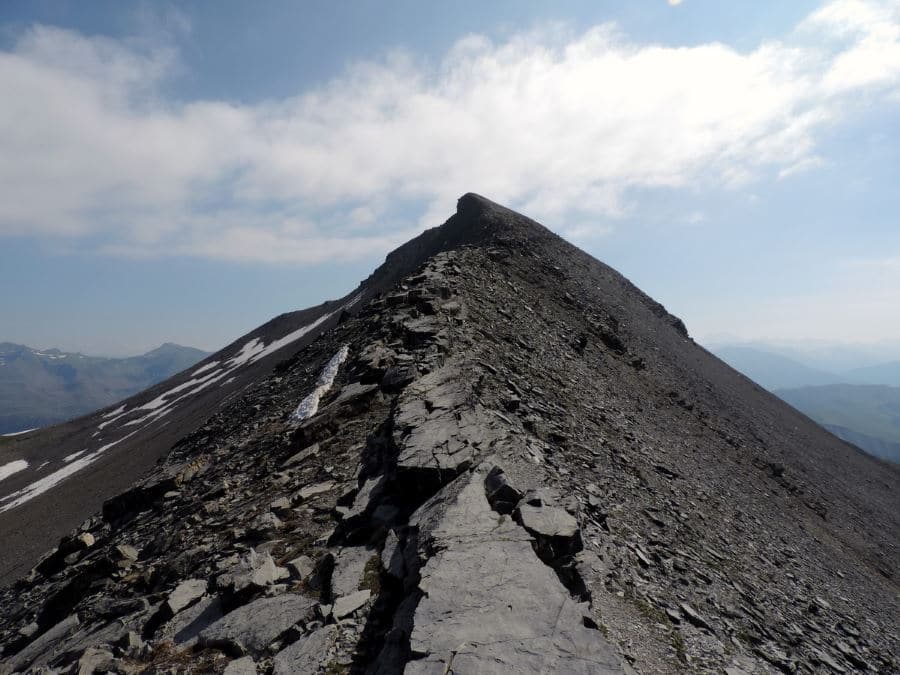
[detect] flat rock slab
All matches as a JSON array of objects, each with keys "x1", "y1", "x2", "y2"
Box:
[
  {"x1": 296, "y1": 481, "x2": 335, "y2": 501},
  {"x1": 331, "y1": 546, "x2": 376, "y2": 599},
  {"x1": 393, "y1": 364, "x2": 501, "y2": 475},
  {"x1": 401, "y1": 468, "x2": 624, "y2": 674},
  {"x1": 7, "y1": 614, "x2": 80, "y2": 672},
  {"x1": 333, "y1": 589, "x2": 372, "y2": 619},
  {"x1": 282, "y1": 443, "x2": 319, "y2": 468},
  {"x1": 166, "y1": 578, "x2": 207, "y2": 615},
  {"x1": 273, "y1": 624, "x2": 339, "y2": 675},
  {"x1": 199, "y1": 594, "x2": 316, "y2": 655},
  {"x1": 517, "y1": 503, "x2": 580, "y2": 539},
  {"x1": 223, "y1": 655, "x2": 257, "y2": 674},
  {"x1": 165, "y1": 596, "x2": 223, "y2": 647}
]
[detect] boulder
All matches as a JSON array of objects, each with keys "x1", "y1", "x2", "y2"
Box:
[
  {"x1": 273, "y1": 625, "x2": 339, "y2": 675},
  {"x1": 166, "y1": 578, "x2": 207, "y2": 616},
  {"x1": 199, "y1": 594, "x2": 317, "y2": 655}
]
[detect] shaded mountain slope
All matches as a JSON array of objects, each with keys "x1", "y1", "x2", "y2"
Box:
[
  {"x1": 0, "y1": 195, "x2": 897, "y2": 673},
  {"x1": 0, "y1": 343, "x2": 210, "y2": 435}
]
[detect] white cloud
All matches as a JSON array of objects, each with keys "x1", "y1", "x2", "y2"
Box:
[
  {"x1": 668, "y1": 0, "x2": 684, "y2": 6},
  {"x1": 1, "y1": 1, "x2": 900, "y2": 263}
]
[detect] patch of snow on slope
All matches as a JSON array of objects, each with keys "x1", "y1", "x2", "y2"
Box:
[
  {"x1": 137, "y1": 369, "x2": 224, "y2": 412},
  {"x1": 0, "y1": 432, "x2": 137, "y2": 512},
  {"x1": 102, "y1": 405, "x2": 126, "y2": 419},
  {"x1": 0, "y1": 460, "x2": 28, "y2": 483},
  {"x1": 191, "y1": 360, "x2": 220, "y2": 377},
  {"x1": 64, "y1": 450, "x2": 86, "y2": 463},
  {"x1": 94, "y1": 297, "x2": 362, "y2": 437},
  {"x1": 225, "y1": 338, "x2": 266, "y2": 368},
  {"x1": 228, "y1": 295, "x2": 360, "y2": 370},
  {"x1": 291, "y1": 346, "x2": 350, "y2": 423},
  {"x1": 1, "y1": 428, "x2": 37, "y2": 437}
]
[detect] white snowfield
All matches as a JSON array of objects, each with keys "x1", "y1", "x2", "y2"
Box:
[
  {"x1": 0, "y1": 460, "x2": 28, "y2": 483},
  {"x1": 0, "y1": 294, "x2": 364, "y2": 514},
  {"x1": 291, "y1": 345, "x2": 350, "y2": 422}
]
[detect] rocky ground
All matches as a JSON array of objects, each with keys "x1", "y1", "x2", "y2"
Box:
[{"x1": 0, "y1": 195, "x2": 897, "y2": 673}]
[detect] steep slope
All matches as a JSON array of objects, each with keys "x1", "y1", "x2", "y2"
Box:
[
  {"x1": 0, "y1": 343, "x2": 210, "y2": 435},
  {"x1": 0, "y1": 195, "x2": 897, "y2": 674}
]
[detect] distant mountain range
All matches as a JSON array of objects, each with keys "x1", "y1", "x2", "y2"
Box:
[
  {"x1": 776, "y1": 385, "x2": 900, "y2": 463},
  {"x1": 0, "y1": 342, "x2": 209, "y2": 434},
  {"x1": 711, "y1": 344, "x2": 900, "y2": 462},
  {"x1": 710, "y1": 345, "x2": 843, "y2": 390}
]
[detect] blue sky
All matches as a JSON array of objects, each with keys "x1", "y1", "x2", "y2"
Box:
[{"x1": 1, "y1": 0, "x2": 900, "y2": 355}]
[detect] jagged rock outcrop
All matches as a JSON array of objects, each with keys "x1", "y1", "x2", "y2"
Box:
[{"x1": 0, "y1": 195, "x2": 897, "y2": 673}]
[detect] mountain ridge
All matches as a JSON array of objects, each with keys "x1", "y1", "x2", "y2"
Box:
[{"x1": 0, "y1": 194, "x2": 896, "y2": 673}]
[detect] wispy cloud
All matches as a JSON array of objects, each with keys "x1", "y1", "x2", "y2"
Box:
[{"x1": 1, "y1": 1, "x2": 900, "y2": 263}]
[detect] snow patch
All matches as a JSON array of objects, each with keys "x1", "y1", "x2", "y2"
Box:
[
  {"x1": 87, "y1": 296, "x2": 362, "y2": 440},
  {"x1": 64, "y1": 450, "x2": 86, "y2": 463},
  {"x1": 102, "y1": 405, "x2": 126, "y2": 419},
  {"x1": 0, "y1": 432, "x2": 137, "y2": 512},
  {"x1": 191, "y1": 360, "x2": 220, "y2": 377},
  {"x1": 2, "y1": 428, "x2": 37, "y2": 437},
  {"x1": 291, "y1": 346, "x2": 350, "y2": 423},
  {"x1": 0, "y1": 460, "x2": 28, "y2": 482}
]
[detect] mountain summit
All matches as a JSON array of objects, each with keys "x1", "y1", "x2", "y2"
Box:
[{"x1": 0, "y1": 196, "x2": 897, "y2": 673}]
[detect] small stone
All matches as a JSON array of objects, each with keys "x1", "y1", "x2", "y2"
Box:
[
  {"x1": 273, "y1": 625, "x2": 339, "y2": 674},
  {"x1": 332, "y1": 589, "x2": 371, "y2": 619},
  {"x1": 166, "y1": 578, "x2": 207, "y2": 615},
  {"x1": 117, "y1": 630, "x2": 144, "y2": 656},
  {"x1": 250, "y1": 512, "x2": 282, "y2": 536},
  {"x1": 270, "y1": 497, "x2": 292, "y2": 512},
  {"x1": 223, "y1": 655, "x2": 257, "y2": 674},
  {"x1": 75, "y1": 646, "x2": 114, "y2": 675},
  {"x1": 679, "y1": 603, "x2": 714, "y2": 632},
  {"x1": 18, "y1": 622, "x2": 39, "y2": 638},
  {"x1": 296, "y1": 481, "x2": 335, "y2": 502},
  {"x1": 282, "y1": 443, "x2": 320, "y2": 468},
  {"x1": 286, "y1": 555, "x2": 314, "y2": 579},
  {"x1": 116, "y1": 544, "x2": 139, "y2": 561}
]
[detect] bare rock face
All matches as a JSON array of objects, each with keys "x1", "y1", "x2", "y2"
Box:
[
  {"x1": 0, "y1": 194, "x2": 897, "y2": 674},
  {"x1": 392, "y1": 362, "x2": 502, "y2": 478},
  {"x1": 393, "y1": 467, "x2": 623, "y2": 674}
]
